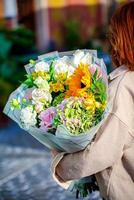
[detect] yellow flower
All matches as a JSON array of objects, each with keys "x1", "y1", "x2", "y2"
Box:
[
  {"x1": 95, "y1": 101, "x2": 102, "y2": 109},
  {"x1": 95, "y1": 101, "x2": 107, "y2": 110},
  {"x1": 32, "y1": 71, "x2": 46, "y2": 80},
  {"x1": 84, "y1": 93, "x2": 96, "y2": 113},
  {"x1": 50, "y1": 82, "x2": 64, "y2": 93},
  {"x1": 54, "y1": 73, "x2": 67, "y2": 81},
  {"x1": 66, "y1": 63, "x2": 91, "y2": 98}
]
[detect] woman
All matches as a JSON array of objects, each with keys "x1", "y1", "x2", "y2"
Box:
[{"x1": 52, "y1": 2, "x2": 134, "y2": 200}]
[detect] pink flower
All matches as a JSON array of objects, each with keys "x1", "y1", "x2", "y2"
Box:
[
  {"x1": 89, "y1": 64, "x2": 102, "y2": 79},
  {"x1": 39, "y1": 107, "x2": 56, "y2": 132}
]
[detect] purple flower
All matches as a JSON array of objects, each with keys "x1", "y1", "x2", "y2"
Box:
[
  {"x1": 58, "y1": 99, "x2": 67, "y2": 111},
  {"x1": 25, "y1": 88, "x2": 33, "y2": 100},
  {"x1": 39, "y1": 107, "x2": 56, "y2": 132}
]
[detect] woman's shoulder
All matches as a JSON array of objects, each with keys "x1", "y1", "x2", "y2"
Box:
[
  {"x1": 108, "y1": 65, "x2": 134, "y2": 102},
  {"x1": 115, "y1": 69, "x2": 134, "y2": 102},
  {"x1": 122, "y1": 70, "x2": 134, "y2": 86},
  {"x1": 110, "y1": 69, "x2": 134, "y2": 137}
]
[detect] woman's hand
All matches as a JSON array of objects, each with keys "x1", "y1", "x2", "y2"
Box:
[
  {"x1": 51, "y1": 149, "x2": 60, "y2": 157},
  {"x1": 51, "y1": 149, "x2": 66, "y2": 182}
]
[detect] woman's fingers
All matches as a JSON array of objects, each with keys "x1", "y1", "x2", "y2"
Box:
[{"x1": 51, "y1": 149, "x2": 59, "y2": 157}]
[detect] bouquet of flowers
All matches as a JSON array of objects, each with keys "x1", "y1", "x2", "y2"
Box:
[{"x1": 4, "y1": 49, "x2": 108, "y2": 197}]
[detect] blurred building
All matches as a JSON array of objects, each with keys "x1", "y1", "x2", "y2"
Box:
[{"x1": 0, "y1": 0, "x2": 129, "y2": 51}]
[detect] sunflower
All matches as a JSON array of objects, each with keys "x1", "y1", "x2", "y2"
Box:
[{"x1": 66, "y1": 63, "x2": 91, "y2": 98}]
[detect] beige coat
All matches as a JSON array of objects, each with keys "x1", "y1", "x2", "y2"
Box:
[{"x1": 52, "y1": 65, "x2": 134, "y2": 200}]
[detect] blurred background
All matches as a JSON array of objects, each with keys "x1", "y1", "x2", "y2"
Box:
[{"x1": 0, "y1": 0, "x2": 132, "y2": 200}]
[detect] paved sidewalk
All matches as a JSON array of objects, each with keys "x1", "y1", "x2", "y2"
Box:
[{"x1": 0, "y1": 122, "x2": 102, "y2": 200}]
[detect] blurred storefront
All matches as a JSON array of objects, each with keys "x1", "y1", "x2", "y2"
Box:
[
  {"x1": 0, "y1": 0, "x2": 130, "y2": 51},
  {"x1": 0, "y1": 0, "x2": 17, "y2": 28}
]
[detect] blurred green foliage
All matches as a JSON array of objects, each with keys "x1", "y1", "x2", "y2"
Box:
[
  {"x1": 63, "y1": 20, "x2": 102, "y2": 51},
  {"x1": 0, "y1": 26, "x2": 35, "y2": 51},
  {"x1": 64, "y1": 20, "x2": 82, "y2": 50},
  {"x1": 0, "y1": 26, "x2": 37, "y2": 107}
]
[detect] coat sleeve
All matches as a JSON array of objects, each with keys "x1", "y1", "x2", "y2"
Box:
[{"x1": 54, "y1": 113, "x2": 129, "y2": 182}]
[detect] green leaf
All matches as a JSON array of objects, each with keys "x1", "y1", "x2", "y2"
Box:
[
  {"x1": 24, "y1": 74, "x2": 34, "y2": 88},
  {"x1": 29, "y1": 59, "x2": 36, "y2": 65},
  {"x1": 49, "y1": 61, "x2": 54, "y2": 81},
  {"x1": 92, "y1": 69, "x2": 98, "y2": 82},
  {"x1": 91, "y1": 79, "x2": 107, "y2": 104},
  {"x1": 52, "y1": 93, "x2": 65, "y2": 106}
]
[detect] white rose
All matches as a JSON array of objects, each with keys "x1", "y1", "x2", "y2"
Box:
[
  {"x1": 20, "y1": 106, "x2": 37, "y2": 129},
  {"x1": 54, "y1": 57, "x2": 68, "y2": 74},
  {"x1": 34, "y1": 77, "x2": 50, "y2": 90},
  {"x1": 73, "y1": 50, "x2": 92, "y2": 66},
  {"x1": 35, "y1": 61, "x2": 49, "y2": 72},
  {"x1": 32, "y1": 88, "x2": 52, "y2": 104},
  {"x1": 35, "y1": 102, "x2": 44, "y2": 113},
  {"x1": 54, "y1": 56, "x2": 75, "y2": 77}
]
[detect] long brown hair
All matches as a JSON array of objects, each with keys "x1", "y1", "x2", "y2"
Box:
[{"x1": 109, "y1": 2, "x2": 134, "y2": 70}]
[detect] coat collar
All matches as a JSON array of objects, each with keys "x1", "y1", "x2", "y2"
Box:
[{"x1": 108, "y1": 65, "x2": 129, "y2": 80}]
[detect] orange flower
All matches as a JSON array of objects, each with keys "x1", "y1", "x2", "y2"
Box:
[{"x1": 66, "y1": 63, "x2": 91, "y2": 98}]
